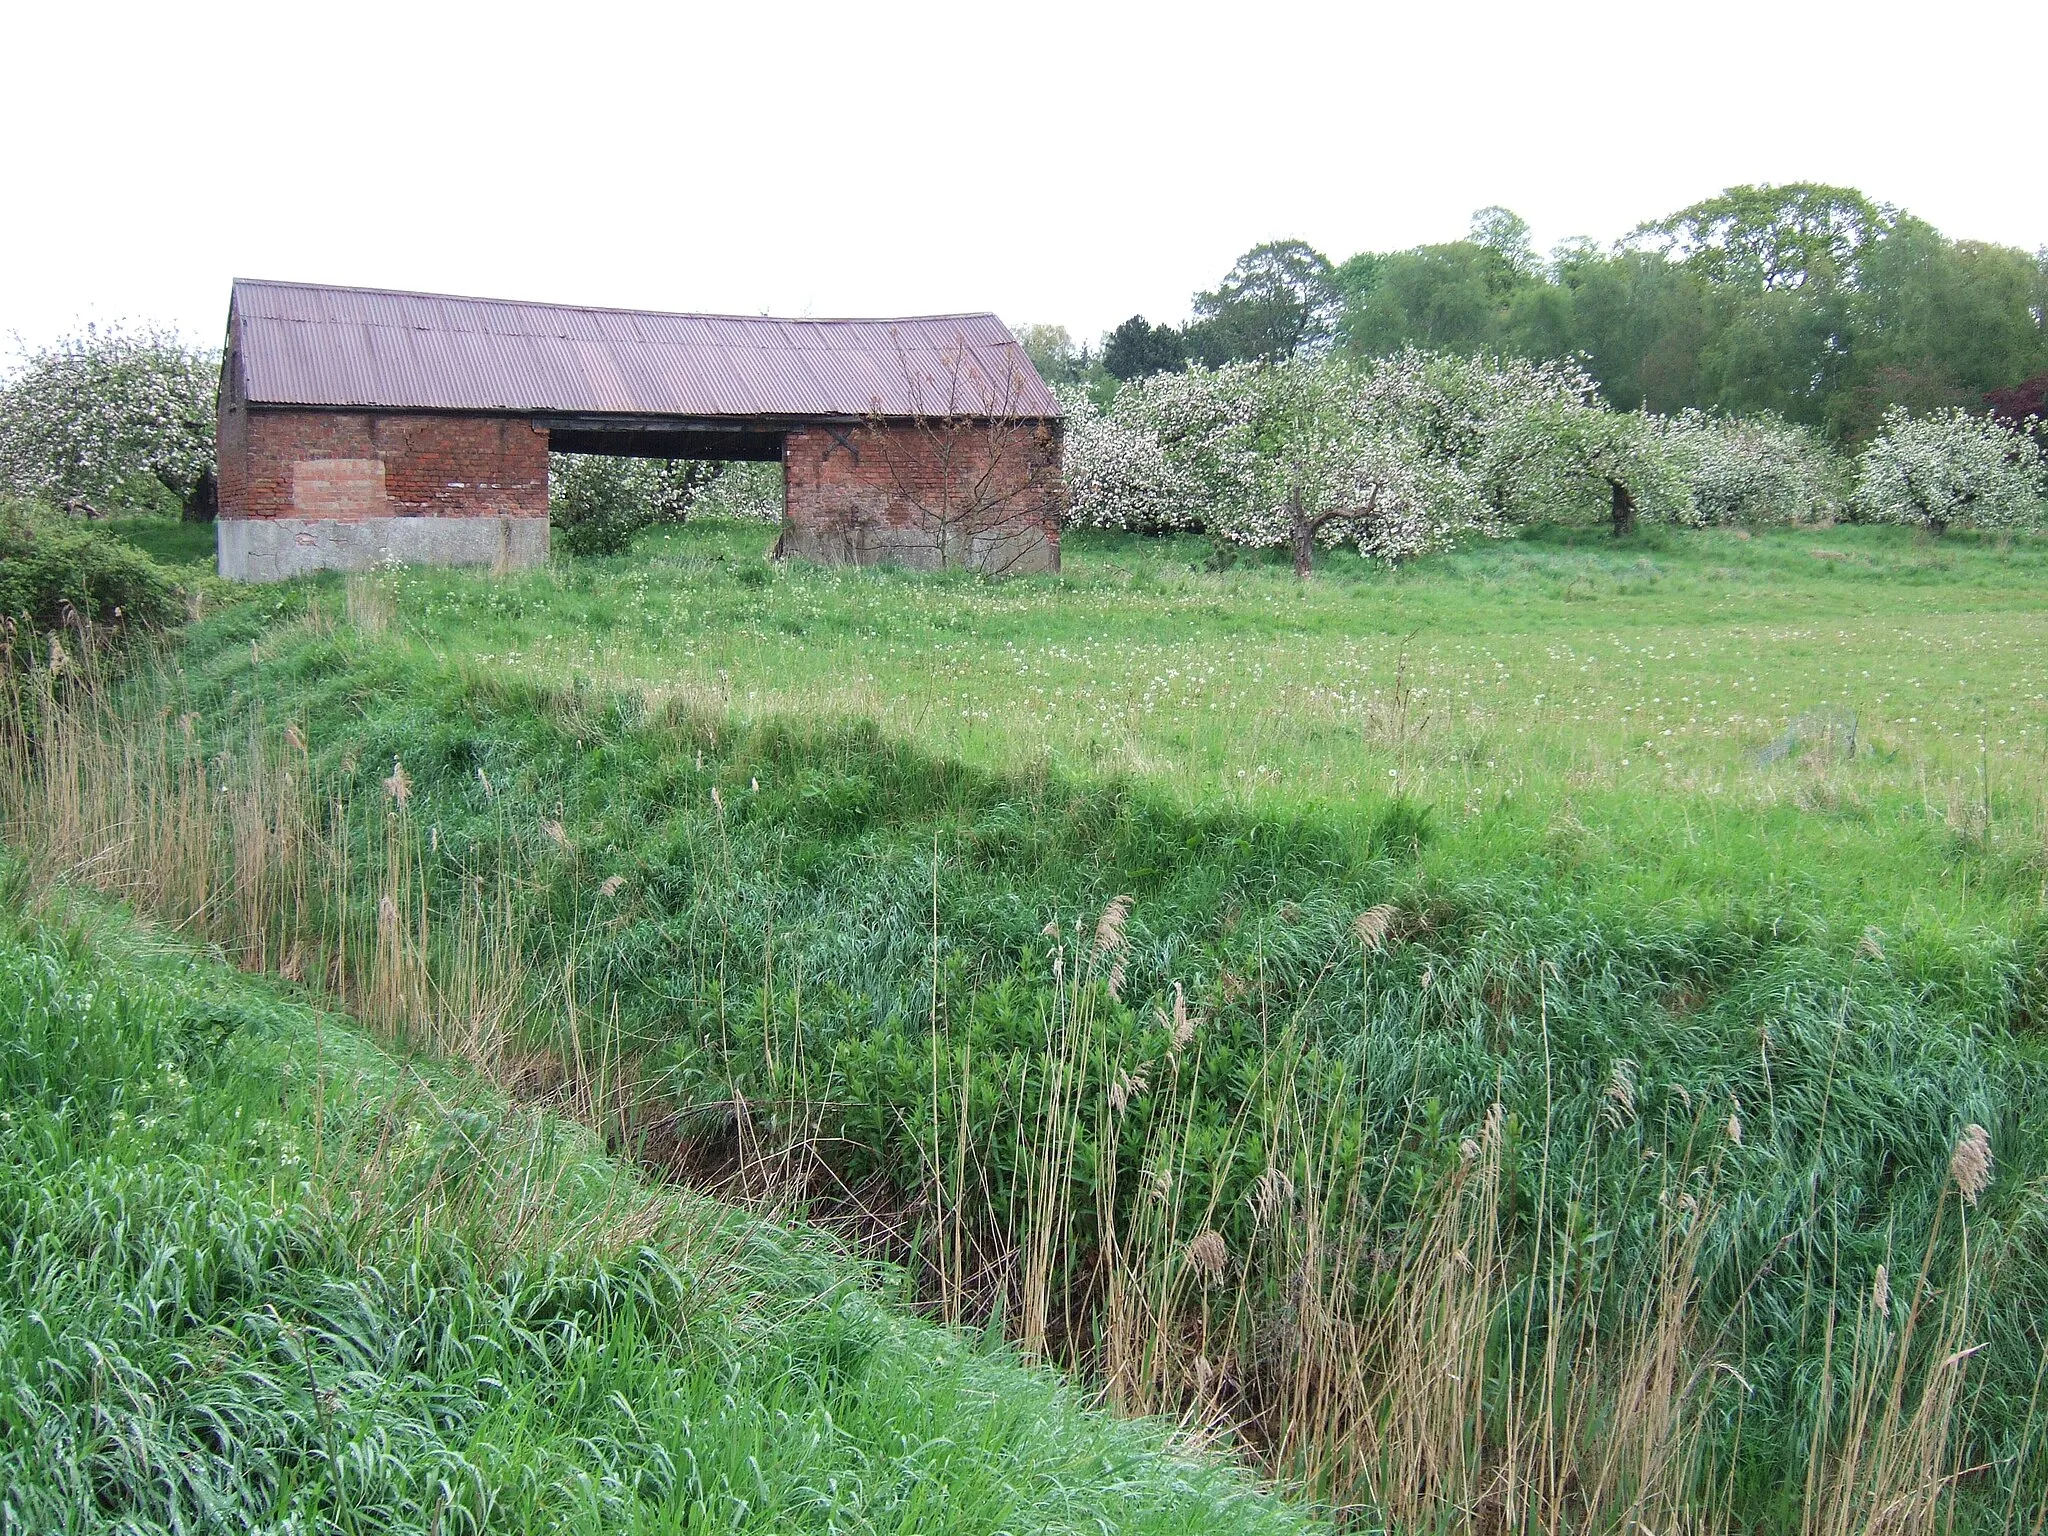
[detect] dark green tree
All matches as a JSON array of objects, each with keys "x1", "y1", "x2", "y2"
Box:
[
  {"x1": 1101, "y1": 316, "x2": 1187, "y2": 382},
  {"x1": 1553, "y1": 247, "x2": 1712, "y2": 413}
]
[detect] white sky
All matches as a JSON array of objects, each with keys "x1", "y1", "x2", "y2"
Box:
[{"x1": 5, "y1": 0, "x2": 2043, "y2": 358}]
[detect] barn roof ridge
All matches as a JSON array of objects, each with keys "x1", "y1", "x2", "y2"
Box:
[
  {"x1": 227, "y1": 278, "x2": 1062, "y2": 421},
  {"x1": 232, "y1": 276, "x2": 1009, "y2": 331}
]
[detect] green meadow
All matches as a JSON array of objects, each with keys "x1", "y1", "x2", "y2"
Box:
[
  {"x1": 9, "y1": 513, "x2": 2043, "y2": 1532},
  {"x1": 360, "y1": 519, "x2": 2048, "y2": 948}
]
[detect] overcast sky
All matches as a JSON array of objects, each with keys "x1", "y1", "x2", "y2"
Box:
[{"x1": 5, "y1": 0, "x2": 2042, "y2": 357}]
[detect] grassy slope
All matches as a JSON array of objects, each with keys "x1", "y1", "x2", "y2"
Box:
[
  {"x1": 83, "y1": 567, "x2": 2048, "y2": 1525},
  {"x1": 356, "y1": 520, "x2": 2048, "y2": 952},
  {"x1": 103, "y1": 513, "x2": 218, "y2": 573},
  {"x1": 0, "y1": 879, "x2": 1315, "y2": 1536},
  {"x1": 15, "y1": 520, "x2": 2048, "y2": 1526}
]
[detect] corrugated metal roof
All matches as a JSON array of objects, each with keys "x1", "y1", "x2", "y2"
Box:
[{"x1": 229, "y1": 279, "x2": 1061, "y2": 421}]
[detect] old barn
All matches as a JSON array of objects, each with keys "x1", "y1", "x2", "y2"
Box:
[{"x1": 215, "y1": 280, "x2": 1064, "y2": 580}]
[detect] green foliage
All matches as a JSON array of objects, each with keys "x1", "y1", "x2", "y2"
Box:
[
  {"x1": 0, "y1": 893, "x2": 1315, "y2": 1536},
  {"x1": 548, "y1": 453, "x2": 730, "y2": 556},
  {"x1": 0, "y1": 499, "x2": 184, "y2": 632},
  {"x1": 1188, "y1": 240, "x2": 1340, "y2": 364},
  {"x1": 1013, "y1": 322, "x2": 1088, "y2": 386},
  {"x1": 1281, "y1": 187, "x2": 2048, "y2": 433},
  {"x1": 1629, "y1": 182, "x2": 1884, "y2": 294},
  {"x1": 1102, "y1": 314, "x2": 1189, "y2": 382}
]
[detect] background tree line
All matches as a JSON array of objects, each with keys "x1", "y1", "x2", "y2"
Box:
[{"x1": 1020, "y1": 184, "x2": 2048, "y2": 443}]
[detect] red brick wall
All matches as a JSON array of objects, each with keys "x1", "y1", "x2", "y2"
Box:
[
  {"x1": 782, "y1": 419, "x2": 1062, "y2": 572},
  {"x1": 217, "y1": 406, "x2": 550, "y2": 521}
]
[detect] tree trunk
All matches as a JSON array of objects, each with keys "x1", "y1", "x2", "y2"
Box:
[
  {"x1": 1608, "y1": 477, "x2": 1637, "y2": 538},
  {"x1": 181, "y1": 467, "x2": 218, "y2": 524},
  {"x1": 1286, "y1": 487, "x2": 1312, "y2": 578}
]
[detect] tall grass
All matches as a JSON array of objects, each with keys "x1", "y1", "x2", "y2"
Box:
[
  {"x1": 0, "y1": 881, "x2": 1309, "y2": 1534},
  {"x1": 7, "y1": 623, "x2": 2042, "y2": 1533}
]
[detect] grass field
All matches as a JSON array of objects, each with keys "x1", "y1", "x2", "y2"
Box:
[
  {"x1": 362, "y1": 519, "x2": 2048, "y2": 949},
  {"x1": 23, "y1": 514, "x2": 2048, "y2": 1531}
]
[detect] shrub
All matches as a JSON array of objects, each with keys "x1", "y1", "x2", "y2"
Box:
[
  {"x1": 0, "y1": 500, "x2": 185, "y2": 634},
  {"x1": 548, "y1": 454, "x2": 725, "y2": 557},
  {"x1": 1853, "y1": 406, "x2": 2047, "y2": 532},
  {"x1": 690, "y1": 459, "x2": 784, "y2": 523}
]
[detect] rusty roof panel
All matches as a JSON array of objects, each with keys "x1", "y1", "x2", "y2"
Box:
[{"x1": 230, "y1": 279, "x2": 1060, "y2": 421}]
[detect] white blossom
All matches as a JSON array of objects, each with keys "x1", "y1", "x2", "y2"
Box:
[
  {"x1": 0, "y1": 324, "x2": 219, "y2": 513},
  {"x1": 1853, "y1": 406, "x2": 2046, "y2": 532},
  {"x1": 1655, "y1": 410, "x2": 1843, "y2": 526}
]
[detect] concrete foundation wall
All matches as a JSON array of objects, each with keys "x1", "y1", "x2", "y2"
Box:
[
  {"x1": 782, "y1": 421, "x2": 1062, "y2": 575},
  {"x1": 217, "y1": 514, "x2": 549, "y2": 582}
]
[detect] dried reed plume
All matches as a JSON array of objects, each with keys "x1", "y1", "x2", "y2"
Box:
[
  {"x1": 1108, "y1": 1065, "x2": 1148, "y2": 1115},
  {"x1": 1352, "y1": 902, "x2": 1399, "y2": 952},
  {"x1": 1604, "y1": 1058, "x2": 1638, "y2": 1128},
  {"x1": 1251, "y1": 1163, "x2": 1296, "y2": 1227},
  {"x1": 1950, "y1": 1123, "x2": 1992, "y2": 1206},
  {"x1": 1094, "y1": 893, "x2": 1132, "y2": 999},
  {"x1": 1094, "y1": 893, "x2": 1132, "y2": 956},
  {"x1": 1167, "y1": 980, "x2": 1196, "y2": 1054},
  {"x1": 1186, "y1": 1229, "x2": 1228, "y2": 1285}
]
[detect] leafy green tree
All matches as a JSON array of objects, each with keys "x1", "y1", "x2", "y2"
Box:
[
  {"x1": 1101, "y1": 316, "x2": 1187, "y2": 382},
  {"x1": 1630, "y1": 182, "x2": 1887, "y2": 295},
  {"x1": 1468, "y1": 206, "x2": 1539, "y2": 278},
  {"x1": 1834, "y1": 221, "x2": 2048, "y2": 436},
  {"x1": 1342, "y1": 244, "x2": 1504, "y2": 358},
  {"x1": 1188, "y1": 240, "x2": 1338, "y2": 363},
  {"x1": 1011, "y1": 324, "x2": 1086, "y2": 387},
  {"x1": 1330, "y1": 251, "x2": 1384, "y2": 311}
]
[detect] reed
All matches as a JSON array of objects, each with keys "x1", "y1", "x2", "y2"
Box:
[{"x1": 3, "y1": 630, "x2": 2036, "y2": 1534}]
